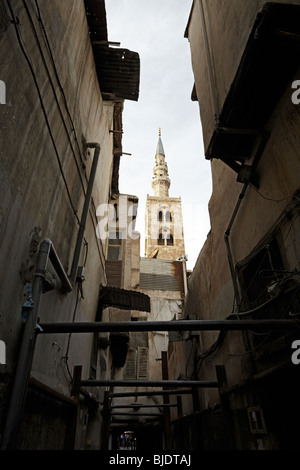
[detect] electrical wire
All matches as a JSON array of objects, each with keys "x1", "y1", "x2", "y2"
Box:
[
  {"x1": 6, "y1": 0, "x2": 80, "y2": 226},
  {"x1": 21, "y1": 0, "x2": 94, "y2": 266},
  {"x1": 252, "y1": 186, "x2": 295, "y2": 203},
  {"x1": 8, "y1": 0, "x2": 106, "y2": 269},
  {"x1": 194, "y1": 279, "x2": 300, "y2": 364},
  {"x1": 34, "y1": 0, "x2": 86, "y2": 170},
  {"x1": 236, "y1": 202, "x2": 299, "y2": 311},
  {"x1": 33, "y1": 0, "x2": 107, "y2": 266},
  {"x1": 195, "y1": 199, "x2": 300, "y2": 370},
  {"x1": 22, "y1": 0, "x2": 86, "y2": 190},
  {"x1": 238, "y1": 247, "x2": 270, "y2": 310},
  {"x1": 220, "y1": 286, "x2": 300, "y2": 357}
]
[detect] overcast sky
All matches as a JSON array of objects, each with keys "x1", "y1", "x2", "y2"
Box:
[{"x1": 105, "y1": 0, "x2": 212, "y2": 270}]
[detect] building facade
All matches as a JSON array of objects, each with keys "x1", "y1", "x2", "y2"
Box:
[
  {"x1": 167, "y1": 0, "x2": 300, "y2": 450},
  {"x1": 145, "y1": 131, "x2": 185, "y2": 261},
  {"x1": 0, "y1": 0, "x2": 140, "y2": 450},
  {"x1": 101, "y1": 134, "x2": 188, "y2": 451}
]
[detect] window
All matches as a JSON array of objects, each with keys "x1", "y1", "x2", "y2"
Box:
[
  {"x1": 237, "y1": 232, "x2": 300, "y2": 352},
  {"x1": 158, "y1": 232, "x2": 164, "y2": 245},
  {"x1": 124, "y1": 319, "x2": 149, "y2": 380},
  {"x1": 113, "y1": 203, "x2": 118, "y2": 221},
  {"x1": 107, "y1": 231, "x2": 123, "y2": 260},
  {"x1": 167, "y1": 234, "x2": 174, "y2": 246},
  {"x1": 247, "y1": 406, "x2": 267, "y2": 434},
  {"x1": 158, "y1": 211, "x2": 163, "y2": 221},
  {"x1": 157, "y1": 229, "x2": 174, "y2": 246},
  {"x1": 166, "y1": 211, "x2": 172, "y2": 222},
  {"x1": 237, "y1": 237, "x2": 284, "y2": 308}
]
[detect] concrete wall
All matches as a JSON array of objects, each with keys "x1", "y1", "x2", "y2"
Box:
[
  {"x1": 186, "y1": 0, "x2": 300, "y2": 151},
  {"x1": 169, "y1": 0, "x2": 300, "y2": 449},
  {"x1": 146, "y1": 290, "x2": 183, "y2": 381},
  {"x1": 0, "y1": 0, "x2": 118, "y2": 449}
]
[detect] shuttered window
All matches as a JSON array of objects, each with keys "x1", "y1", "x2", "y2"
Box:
[
  {"x1": 124, "y1": 346, "x2": 149, "y2": 380},
  {"x1": 137, "y1": 347, "x2": 148, "y2": 380},
  {"x1": 107, "y1": 231, "x2": 123, "y2": 261},
  {"x1": 124, "y1": 330, "x2": 149, "y2": 381},
  {"x1": 124, "y1": 348, "x2": 137, "y2": 380}
]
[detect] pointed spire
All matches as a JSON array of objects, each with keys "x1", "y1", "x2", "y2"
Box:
[
  {"x1": 156, "y1": 128, "x2": 165, "y2": 157},
  {"x1": 152, "y1": 129, "x2": 170, "y2": 197}
]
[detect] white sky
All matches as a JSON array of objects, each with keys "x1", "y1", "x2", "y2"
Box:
[{"x1": 105, "y1": 0, "x2": 212, "y2": 270}]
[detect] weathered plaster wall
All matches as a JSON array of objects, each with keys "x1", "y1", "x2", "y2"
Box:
[
  {"x1": 168, "y1": 1, "x2": 300, "y2": 442},
  {"x1": 0, "y1": 0, "x2": 116, "y2": 447},
  {"x1": 145, "y1": 196, "x2": 185, "y2": 260},
  {"x1": 186, "y1": 0, "x2": 300, "y2": 151}
]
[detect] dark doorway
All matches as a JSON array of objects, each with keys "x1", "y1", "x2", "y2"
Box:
[{"x1": 112, "y1": 425, "x2": 163, "y2": 451}]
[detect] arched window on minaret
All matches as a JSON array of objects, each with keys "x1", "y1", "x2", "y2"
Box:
[
  {"x1": 158, "y1": 210, "x2": 163, "y2": 222},
  {"x1": 158, "y1": 231, "x2": 164, "y2": 245},
  {"x1": 157, "y1": 229, "x2": 174, "y2": 246},
  {"x1": 166, "y1": 211, "x2": 172, "y2": 222},
  {"x1": 167, "y1": 233, "x2": 174, "y2": 246}
]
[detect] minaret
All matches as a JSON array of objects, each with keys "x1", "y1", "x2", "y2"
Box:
[
  {"x1": 152, "y1": 129, "x2": 170, "y2": 198},
  {"x1": 145, "y1": 130, "x2": 185, "y2": 260}
]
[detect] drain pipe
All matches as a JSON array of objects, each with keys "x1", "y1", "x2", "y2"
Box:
[
  {"x1": 224, "y1": 131, "x2": 269, "y2": 311},
  {"x1": 198, "y1": 0, "x2": 219, "y2": 126},
  {"x1": 1, "y1": 239, "x2": 72, "y2": 450},
  {"x1": 70, "y1": 142, "x2": 101, "y2": 283},
  {"x1": 224, "y1": 183, "x2": 249, "y2": 309}
]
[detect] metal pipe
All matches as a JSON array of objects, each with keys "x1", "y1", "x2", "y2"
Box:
[
  {"x1": 111, "y1": 404, "x2": 177, "y2": 409},
  {"x1": 162, "y1": 351, "x2": 171, "y2": 450},
  {"x1": 49, "y1": 242, "x2": 72, "y2": 293},
  {"x1": 38, "y1": 318, "x2": 297, "y2": 334},
  {"x1": 198, "y1": 0, "x2": 219, "y2": 125},
  {"x1": 1, "y1": 240, "x2": 51, "y2": 449},
  {"x1": 225, "y1": 184, "x2": 248, "y2": 238},
  {"x1": 224, "y1": 182, "x2": 248, "y2": 307},
  {"x1": 110, "y1": 412, "x2": 163, "y2": 417},
  {"x1": 1, "y1": 239, "x2": 72, "y2": 450},
  {"x1": 81, "y1": 380, "x2": 218, "y2": 388},
  {"x1": 109, "y1": 389, "x2": 195, "y2": 398},
  {"x1": 182, "y1": 258, "x2": 188, "y2": 297},
  {"x1": 70, "y1": 142, "x2": 100, "y2": 282},
  {"x1": 224, "y1": 131, "x2": 269, "y2": 310}
]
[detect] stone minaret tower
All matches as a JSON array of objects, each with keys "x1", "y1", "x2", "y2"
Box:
[{"x1": 145, "y1": 130, "x2": 185, "y2": 260}]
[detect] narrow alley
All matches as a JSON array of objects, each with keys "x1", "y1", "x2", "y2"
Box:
[{"x1": 0, "y1": 0, "x2": 300, "y2": 458}]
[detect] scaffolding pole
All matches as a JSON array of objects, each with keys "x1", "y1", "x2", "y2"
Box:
[
  {"x1": 37, "y1": 318, "x2": 297, "y2": 334},
  {"x1": 80, "y1": 380, "x2": 218, "y2": 388},
  {"x1": 108, "y1": 389, "x2": 195, "y2": 398},
  {"x1": 111, "y1": 404, "x2": 177, "y2": 409}
]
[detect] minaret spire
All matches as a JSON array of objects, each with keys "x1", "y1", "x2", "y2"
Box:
[
  {"x1": 152, "y1": 129, "x2": 170, "y2": 197},
  {"x1": 145, "y1": 130, "x2": 185, "y2": 260}
]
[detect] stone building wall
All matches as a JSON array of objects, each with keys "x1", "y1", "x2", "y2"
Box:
[
  {"x1": 169, "y1": 0, "x2": 300, "y2": 450},
  {"x1": 145, "y1": 195, "x2": 185, "y2": 260},
  {"x1": 0, "y1": 0, "x2": 138, "y2": 450}
]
